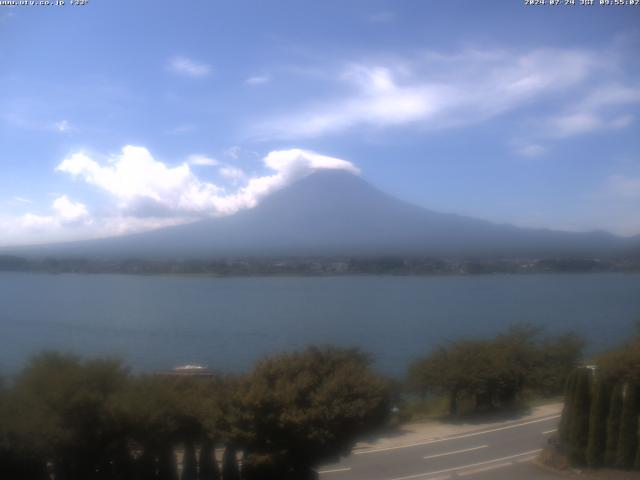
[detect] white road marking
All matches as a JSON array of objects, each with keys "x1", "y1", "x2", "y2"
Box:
[
  {"x1": 354, "y1": 415, "x2": 560, "y2": 455},
  {"x1": 388, "y1": 449, "x2": 542, "y2": 480},
  {"x1": 516, "y1": 455, "x2": 538, "y2": 463},
  {"x1": 423, "y1": 445, "x2": 488, "y2": 460},
  {"x1": 542, "y1": 429, "x2": 557, "y2": 434},
  {"x1": 318, "y1": 467, "x2": 352, "y2": 475},
  {"x1": 457, "y1": 461, "x2": 512, "y2": 476}
]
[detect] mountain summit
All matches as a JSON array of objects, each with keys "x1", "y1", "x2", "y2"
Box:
[{"x1": 7, "y1": 170, "x2": 634, "y2": 259}]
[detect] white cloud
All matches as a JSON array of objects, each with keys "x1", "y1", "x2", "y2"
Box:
[
  {"x1": 546, "y1": 85, "x2": 640, "y2": 137},
  {"x1": 608, "y1": 174, "x2": 640, "y2": 198},
  {"x1": 256, "y1": 48, "x2": 600, "y2": 139},
  {"x1": 224, "y1": 146, "x2": 241, "y2": 159},
  {"x1": 167, "y1": 56, "x2": 212, "y2": 78},
  {"x1": 188, "y1": 154, "x2": 219, "y2": 166},
  {"x1": 11, "y1": 196, "x2": 33, "y2": 205},
  {"x1": 56, "y1": 145, "x2": 358, "y2": 218},
  {"x1": 245, "y1": 74, "x2": 271, "y2": 86},
  {"x1": 55, "y1": 120, "x2": 71, "y2": 133},
  {"x1": 549, "y1": 112, "x2": 603, "y2": 137},
  {"x1": 16, "y1": 195, "x2": 91, "y2": 234},
  {"x1": 1, "y1": 146, "x2": 359, "y2": 246},
  {"x1": 514, "y1": 143, "x2": 546, "y2": 158},
  {"x1": 52, "y1": 195, "x2": 91, "y2": 225},
  {"x1": 219, "y1": 166, "x2": 246, "y2": 183}
]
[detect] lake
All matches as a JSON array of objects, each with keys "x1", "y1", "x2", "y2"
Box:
[{"x1": 1, "y1": 272, "x2": 639, "y2": 377}]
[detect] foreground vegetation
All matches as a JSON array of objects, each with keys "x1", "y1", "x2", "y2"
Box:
[
  {"x1": 407, "y1": 325, "x2": 584, "y2": 416},
  {"x1": 553, "y1": 329, "x2": 640, "y2": 471},
  {"x1": 0, "y1": 347, "x2": 390, "y2": 480},
  {"x1": 0, "y1": 325, "x2": 594, "y2": 479}
]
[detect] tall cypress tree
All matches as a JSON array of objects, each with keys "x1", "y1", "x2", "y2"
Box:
[
  {"x1": 569, "y1": 368, "x2": 592, "y2": 466},
  {"x1": 559, "y1": 370, "x2": 578, "y2": 443},
  {"x1": 616, "y1": 383, "x2": 640, "y2": 469},
  {"x1": 157, "y1": 445, "x2": 178, "y2": 480},
  {"x1": 222, "y1": 446, "x2": 240, "y2": 480},
  {"x1": 605, "y1": 383, "x2": 624, "y2": 466},
  {"x1": 182, "y1": 442, "x2": 198, "y2": 480},
  {"x1": 199, "y1": 440, "x2": 221, "y2": 480},
  {"x1": 586, "y1": 376, "x2": 610, "y2": 467}
]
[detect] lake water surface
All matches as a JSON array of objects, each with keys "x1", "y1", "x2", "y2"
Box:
[{"x1": 1, "y1": 272, "x2": 639, "y2": 376}]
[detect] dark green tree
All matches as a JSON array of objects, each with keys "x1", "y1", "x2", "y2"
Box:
[
  {"x1": 8, "y1": 352, "x2": 130, "y2": 480},
  {"x1": 605, "y1": 383, "x2": 624, "y2": 466},
  {"x1": 616, "y1": 383, "x2": 639, "y2": 469},
  {"x1": 569, "y1": 367, "x2": 592, "y2": 466},
  {"x1": 235, "y1": 346, "x2": 390, "y2": 478},
  {"x1": 222, "y1": 446, "x2": 240, "y2": 480},
  {"x1": 198, "y1": 440, "x2": 220, "y2": 480},
  {"x1": 559, "y1": 370, "x2": 578, "y2": 443},
  {"x1": 586, "y1": 375, "x2": 610, "y2": 467},
  {"x1": 182, "y1": 441, "x2": 198, "y2": 480}
]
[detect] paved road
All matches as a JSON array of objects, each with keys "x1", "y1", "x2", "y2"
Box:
[{"x1": 318, "y1": 414, "x2": 562, "y2": 480}]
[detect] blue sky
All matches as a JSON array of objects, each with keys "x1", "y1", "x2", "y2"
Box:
[{"x1": 1, "y1": 0, "x2": 639, "y2": 246}]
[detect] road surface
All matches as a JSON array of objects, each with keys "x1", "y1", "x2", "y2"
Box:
[{"x1": 318, "y1": 413, "x2": 562, "y2": 480}]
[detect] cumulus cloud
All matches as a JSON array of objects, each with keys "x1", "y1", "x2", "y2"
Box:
[
  {"x1": 56, "y1": 145, "x2": 358, "y2": 218},
  {"x1": 1, "y1": 147, "x2": 359, "y2": 246},
  {"x1": 256, "y1": 48, "x2": 600, "y2": 139},
  {"x1": 52, "y1": 195, "x2": 91, "y2": 225},
  {"x1": 168, "y1": 56, "x2": 212, "y2": 78},
  {"x1": 17, "y1": 195, "x2": 91, "y2": 234}
]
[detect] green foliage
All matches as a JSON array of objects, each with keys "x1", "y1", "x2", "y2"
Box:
[
  {"x1": 586, "y1": 375, "x2": 610, "y2": 467},
  {"x1": 597, "y1": 333, "x2": 640, "y2": 385},
  {"x1": 559, "y1": 370, "x2": 577, "y2": 443},
  {"x1": 408, "y1": 325, "x2": 584, "y2": 416},
  {"x1": 235, "y1": 346, "x2": 390, "y2": 474},
  {"x1": 605, "y1": 383, "x2": 624, "y2": 466},
  {"x1": 5, "y1": 352, "x2": 131, "y2": 479},
  {"x1": 568, "y1": 368, "x2": 592, "y2": 466},
  {"x1": 616, "y1": 383, "x2": 640, "y2": 469}
]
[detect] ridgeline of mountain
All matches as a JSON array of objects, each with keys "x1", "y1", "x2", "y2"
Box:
[{"x1": 4, "y1": 170, "x2": 638, "y2": 260}]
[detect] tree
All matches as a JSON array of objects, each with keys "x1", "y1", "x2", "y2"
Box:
[
  {"x1": 586, "y1": 375, "x2": 610, "y2": 467},
  {"x1": 198, "y1": 440, "x2": 220, "y2": 480},
  {"x1": 616, "y1": 383, "x2": 639, "y2": 469},
  {"x1": 569, "y1": 367, "x2": 591, "y2": 466},
  {"x1": 181, "y1": 441, "x2": 198, "y2": 480},
  {"x1": 409, "y1": 326, "x2": 583, "y2": 417},
  {"x1": 535, "y1": 333, "x2": 585, "y2": 397},
  {"x1": 8, "y1": 352, "x2": 130, "y2": 480},
  {"x1": 408, "y1": 346, "x2": 462, "y2": 414},
  {"x1": 559, "y1": 370, "x2": 578, "y2": 443},
  {"x1": 222, "y1": 446, "x2": 240, "y2": 480},
  {"x1": 605, "y1": 383, "x2": 624, "y2": 466},
  {"x1": 235, "y1": 347, "x2": 390, "y2": 478}
]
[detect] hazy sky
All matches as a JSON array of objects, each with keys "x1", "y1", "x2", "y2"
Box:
[{"x1": 1, "y1": 0, "x2": 639, "y2": 246}]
